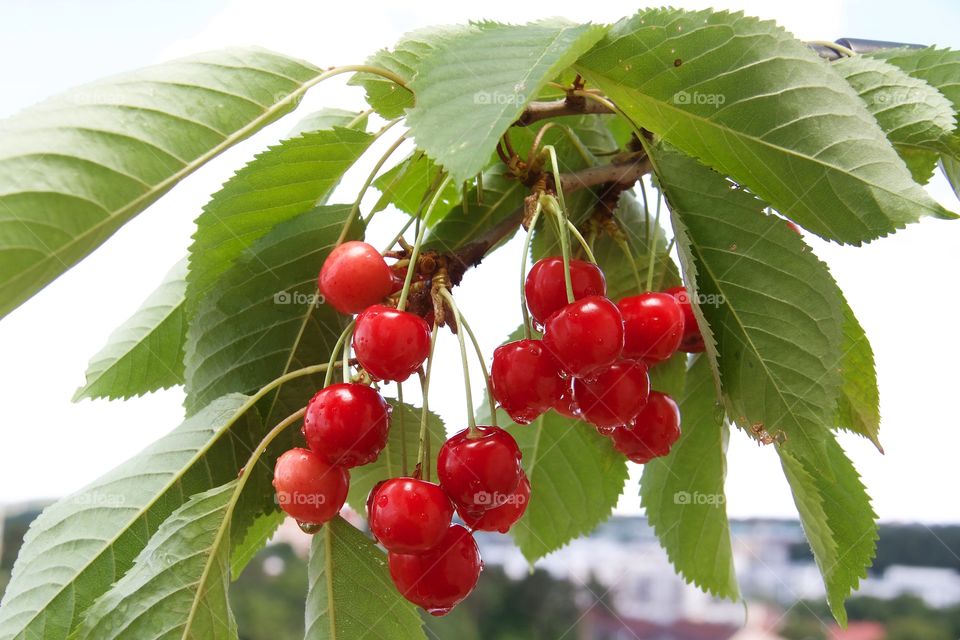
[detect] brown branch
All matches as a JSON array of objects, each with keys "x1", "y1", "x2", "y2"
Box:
[{"x1": 514, "y1": 96, "x2": 615, "y2": 127}]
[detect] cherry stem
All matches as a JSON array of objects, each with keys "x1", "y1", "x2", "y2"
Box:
[
  {"x1": 615, "y1": 234, "x2": 644, "y2": 294},
  {"x1": 564, "y1": 219, "x2": 597, "y2": 263},
  {"x1": 655, "y1": 237, "x2": 677, "y2": 291},
  {"x1": 341, "y1": 327, "x2": 353, "y2": 382},
  {"x1": 645, "y1": 194, "x2": 663, "y2": 292},
  {"x1": 239, "y1": 406, "x2": 306, "y2": 494},
  {"x1": 454, "y1": 308, "x2": 498, "y2": 427},
  {"x1": 323, "y1": 319, "x2": 356, "y2": 387},
  {"x1": 368, "y1": 149, "x2": 426, "y2": 227},
  {"x1": 345, "y1": 108, "x2": 373, "y2": 130},
  {"x1": 541, "y1": 193, "x2": 575, "y2": 303},
  {"x1": 397, "y1": 175, "x2": 452, "y2": 311},
  {"x1": 439, "y1": 289, "x2": 478, "y2": 435},
  {"x1": 397, "y1": 383, "x2": 407, "y2": 477},
  {"x1": 416, "y1": 325, "x2": 439, "y2": 478},
  {"x1": 336, "y1": 128, "x2": 406, "y2": 246},
  {"x1": 520, "y1": 201, "x2": 544, "y2": 340},
  {"x1": 639, "y1": 178, "x2": 651, "y2": 247}
]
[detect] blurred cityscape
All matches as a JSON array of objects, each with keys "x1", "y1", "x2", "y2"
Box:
[{"x1": 1, "y1": 507, "x2": 958, "y2": 639}]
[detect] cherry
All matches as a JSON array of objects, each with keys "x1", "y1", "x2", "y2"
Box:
[
  {"x1": 303, "y1": 383, "x2": 390, "y2": 468},
  {"x1": 618, "y1": 292, "x2": 684, "y2": 362},
  {"x1": 319, "y1": 241, "x2": 394, "y2": 314},
  {"x1": 368, "y1": 478, "x2": 454, "y2": 554},
  {"x1": 525, "y1": 257, "x2": 606, "y2": 326},
  {"x1": 553, "y1": 379, "x2": 579, "y2": 419},
  {"x1": 388, "y1": 524, "x2": 482, "y2": 616},
  {"x1": 542, "y1": 295, "x2": 624, "y2": 378},
  {"x1": 573, "y1": 359, "x2": 651, "y2": 429},
  {"x1": 353, "y1": 305, "x2": 432, "y2": 382},
  {"x1": 666, "y1": 286, "x2": 705, "y2": 353},
  {"x1": 437, "y1": 426, "x2": 523, "y2": 516},
  {"x1": 490, "y1": 339, "x2": 565, "y2": 425},
  {"x1": 609, "y1": 391, "x2": 681, "y2": 463},
  {"x1": 460, "y1": 471, "x2": 530, "y2": 533},
  {"x1": 273, "y1": 448, "x2": 349, "y2": 525},
  {"x1": 786, "y1": 220, "x2": 802, "y2": 235}
]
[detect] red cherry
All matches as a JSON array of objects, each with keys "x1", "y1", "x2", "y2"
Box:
[
  {"x1": 273, "y1": 448, "x2": 349, "y2": 525},
  {"x1": 542, "y1": 295, "x2": 624, "y2": 378},
  {"x1": 490, "y1": 339, "x2": 565, "y2": 425},
  {"x1": 368, "y1": 478, "x2": 454, "y2": 554},
  {"x1": 437, "y1": 426, "x2": 523, "y2": 516},
  {"x1": 461, "y1": 471, "x2": 530, "y2": 533},
  {"x1": 388, "y1": 524, "x2": 482, "y2": 616},
  {"x1": 303, "y1": 383, "x2": 390, "y2": 468},
  {"x1": 553, "y1": 379, "x2": 580, "y2": 419},
  {"x1": 319, "y1": 241, "x2": 394, "y2": 314},
  {"x1": 353, "y1": 305, "x2": 432, "y2": 382},
  {"x1": 573, "y1": 359, "x2": 650, "y2": 429},
  {"x1": 618, "y1": 292, "x2": 684, "y2": 363},
  {"x1": 609, "y1": 391, "x2": 681, "y2": 463},
  {"x1": 786, "y1": 220, "x2": 802, "y2": 235},
  {"x1": 525, "y1": 257, "x2": 606, "y2": 326},
  {"x1": 666, "y1": 286, "x2": 705, "y2": 353}
]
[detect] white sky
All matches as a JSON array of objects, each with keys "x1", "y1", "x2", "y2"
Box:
[{"x1": 1, "y1": 0, "x2": 958, "y2": 523}]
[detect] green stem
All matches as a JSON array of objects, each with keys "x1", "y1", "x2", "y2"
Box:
[
  {"x1": 341, "y1": 327, "x2": 353, "y2": 382},
  {"x1": 639, "y1": 178, "x2": 651, "y2": 247},
  {"x1": 565, "y1": 219, "x2": 596, "y2": 263},
  {"x1": 520, "y1": 201, "x2": 544, "y2": 339},
  {"x1": 655, "y1": 237, "x2": 677, "y2": 291},
  {"x1": 345, "y1": 108, "x2": 374, "y2": 130},
  {"x1": 439, "y1": 289, "x2": 477, "y2": 434},
  {"x1": 456, "y1": 309, "x2": 498, "y2": 427},
  {"x1": 416, "y1": 326, "x2": 440, "y2": 477},
  {"x1": 397, "y1": 175, "x2": 452, "y2": 310},
  {"x1": 645, "y1": 195, "x2": 663, "y2": 292},
  {"x1": 542, "y1": 145, "x2": 567, "y2": 217},
  {"x1": 541, "y1": 194, "x2": 575, "y2": 303},
  {"x1": 616, "y1": 235, "x2": 644, "y2": 294},
  {"x1": 397, "y1": 383, "x2": 407, "y2": 477},
  {"x1": 323, "y1": 319, "x2": 356, "y2": 387}
]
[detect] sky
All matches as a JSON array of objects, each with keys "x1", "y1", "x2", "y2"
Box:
[{"x1": 1, "y1": 0, "x2": 959, "y2": 523}]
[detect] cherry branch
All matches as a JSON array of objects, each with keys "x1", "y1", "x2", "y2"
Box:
[{"x1": 514, "y1": 96, "x2": 615, "y2": 127}]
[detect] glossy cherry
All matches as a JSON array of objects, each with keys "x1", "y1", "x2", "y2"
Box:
[
  {"x1": 573, "y1": 359, "x2": 651, "y2": 429},
  {"x1": 460, "y1": 471, "x2": 530, "y2": 534},
  {"x1": 490, "y1": 339, "x2": 565, "y2": 424},
  {"x1": 553, "y1": 379, "x2": 579, "y2": 419},
  {"x1": 273, "y1": 448, "x2": 349, "y2": 525},
  {"x1": 319, "y1": 241, "x2": 394, "y2": 314},
  {"x1": 437, "y1": 426, "x2": 523, "y2": 516},
  {"x1": 388, "y1": 524, "x2": 482, "y2": 616},
  {"x1": 542, "y1": 295, "x2": 624, "y2": 378},
  {"x1": 303, "y1": 383, "x2": 390, "y2": 468},
  {"x1": 618, "y1": 292, "x2": 684, "y2": 362},
  {"x1": 368, "y1": 478, "x2": 454, "y2": 554},
  {"x1": 666, "y1": 286, "x2": 705, "y2": 353},
  {"x1": 525, "y1": 257, "x2": 606, "y2": 326},
  {"x1": 609, "y1": 391, "x2": 681, "y2": 463},
  {"x1": 353, "y1": 305, "x2": 432, "y2": 382}
]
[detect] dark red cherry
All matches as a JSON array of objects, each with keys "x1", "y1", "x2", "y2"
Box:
[
  {"x1": 609, "y1": 391, "x2": 681, "y2": 463},
  {"x1": 319, "y1": 241, "x2": 394, "y2": 314},
  {"x1": 368, "y1": 478, "x2": 453, "y2": 554},
  {"x1": 573, "y1": 359, "x2": 650, "y2": 429},
  {"x1": 542, "y1": 295, "x2": 624, "y2": 378},
  {"x1": 618, "y1": 292, "x2": 684, "y2": 363},
  {"x1": 437, "y1": 426, "x2": 523, "y2": 516},
  {"x1": 303, "y1": 383, "x2": 390, "y2": 468},
  {"x1": 525, "y1": 257, "x2": 606, "y2": 326},
  {"x1": 460, "y1": 471, "x2": 530, "y2": 534},
  {"x1": 353, "y1": 305, "x2": 432, "y2": 381},
  {"x1": 273, "y1": 448, "x2": 349, "y2": 525},
  {"x1": 388, "y1": 524, "x2": 482, "y2": 616},
  {"x1": 666, "y1": 286, "x2": 705, "y2": 353},
  {"x1": 490, "y1": 339, "x2": 565, "y2": 424}
]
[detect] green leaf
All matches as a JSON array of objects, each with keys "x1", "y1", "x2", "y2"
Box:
[
  {"x1": 576, "y1": 8, "x2": 953, "y2": 244},
  {"x1": 509, "y1": 412, "x2": 629, "y2": 563},
  {"x1": 654, "y1": 145, "x2": 845, "y2": 469},
  {"x1": 870, "y1": 47, "x2": 960, "y2": 114},
  {"x1": 779, "y1": 437, "x2": 877, "y2": 625},
  {"x1": 649, "y1": 351, "x2": 688, "y2": 399},
  {"x1": 184, "y1": 205, "x2": 356, "y2": 418},
  {"x1": 836, "y1": 297, "x2": 882, "y2": 451},
  {"x1": 351, "y1": 25, "x2": 471, "y2": 119},
  {"x1": 641, "y1": 357, "x2": 738, "y2": 600},
  {"x1": 372, "y1": 151, "x2": 461, "y2": 220},
  {"x1": 0, "y1": 47, "x2": 324, "y2": 319},
  {"x1": 0, "y1": 395, "x2": 259, "y2": 640},
  {"x1": 185, "y1": 126, "x2": 373, "y2": 316},
  {"x1": 230, "y1": 509, "x2": 286, "y2": 579},
  {"x1": 833, "y1": 55, "x2": 956, "y2": 183},
  {"x1": 79, "y1": 482, "x2": 240, "y2": 640},
  {"x1": 406, "y1": 20, "x2": 606, "y2": 183},
  {"x1": 943, "y1": 155, "x2": 960, "y2": 200},
  {"x1": 346, "y1": 400, "x2": 447, "y2": 514},
  {"x1": 305, "y1": 517, "x2": 425, "y2": 640},
  {"x1": 288, "y1": 108, "x2": 369, "y2": 137},
  {"x1": 73, "y1": 258, "x2": 187, "y2": 401}
]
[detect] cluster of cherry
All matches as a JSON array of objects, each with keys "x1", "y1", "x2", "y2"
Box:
[{"x1": 271, "y1": 240, "x2": 706, "y2": 616}]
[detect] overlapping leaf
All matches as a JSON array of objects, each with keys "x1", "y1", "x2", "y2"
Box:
[
  {"x1": 871, "y1": 47, "x2": 960, "y2": 114},
  {"x1": 0, "y1": 395, "x2": 258, "y2": 640},
  {"x1": 0, "y1": 48, "x2": 324, "y2": 318},
  {"x1": 288, "y1": 108, "x2": 369, "y2": 137},
  {"x1": 640, "y1": 357, "x2": 738, "y2": 599},
  {"x1": 371, "y1": 151, "x2": 461, "y2": 220},
  {"x1": 305, "y1": 518, "x2": 424, "y2": 640},
  {"x1": 836, "y1": 298, "x2": 882, "y2": 450},
  {"x1": 577, "y1": 8, "x2": 953, "y2": 244},
  {"x1": 74, "y1": 258, "x2": 188, "y2": 401},
  {"x1": 406, "y1": 20, "x2": 606, "y2": 183}
]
